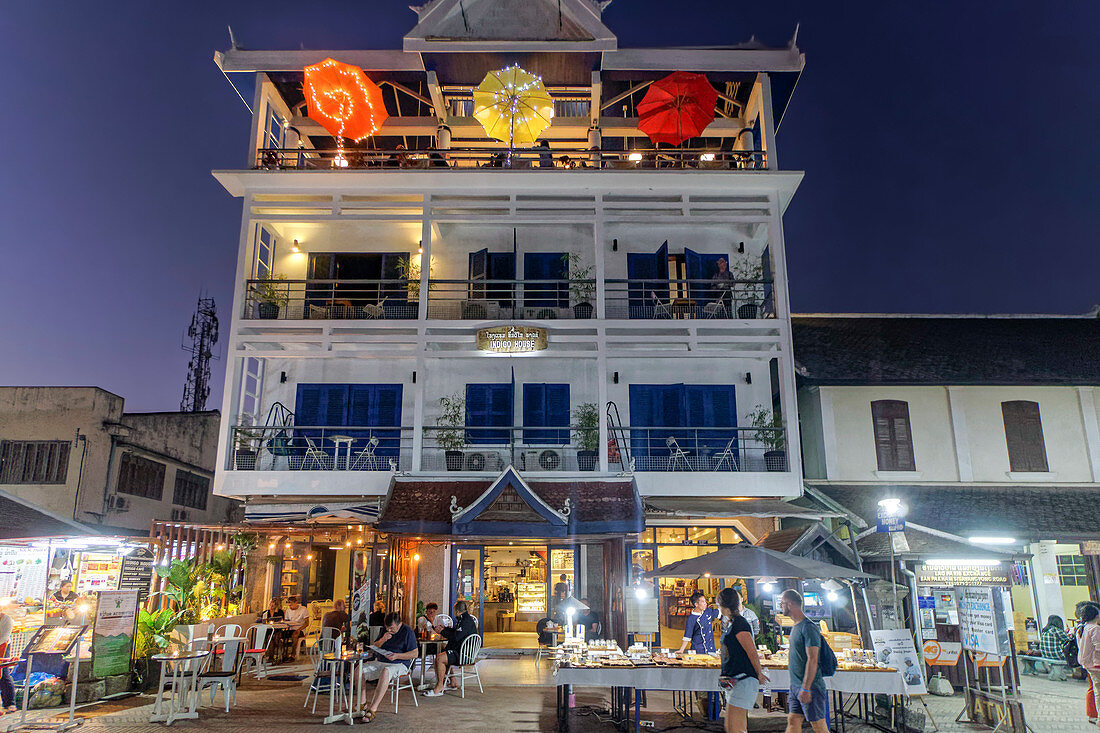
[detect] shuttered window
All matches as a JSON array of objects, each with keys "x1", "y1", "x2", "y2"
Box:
[
  {"x1": 0, "y1": 440, "x2": 70, "y2": 484},
  {"x1": 294, "y1": 383, "x2": 403, "y2": 458},
  {"x1": 871, "y1": 400, "x2": 915, "y2": 471},
  {"x1": 173, "y1": 471, "x2": 210, "y2": 510},
  {"x1": 628, "y1": 384, "x2": 737, "y2": 459},
  {"x1": 1002, "y1": 400, "x2": 1048, "y2": 472},
  {"x1": 522, "y1": 383, "x2": 570, "y2": 443},
  {"x1": 465, "y1": 384, "x2": 513, "y2": 444},
  {"x1": 117, "y1": 453, "x2": 165, "y2": 499}
]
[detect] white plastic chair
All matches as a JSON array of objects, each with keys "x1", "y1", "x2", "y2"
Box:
[
  {"x1": 388, "y1": 663, "x2": 419, "y2": 712},
  {"x1": 712, "y1": 436, "x2": 740, "y2": 472},
  {"x1": 650, "y1": 291, "x2": 672, "y2": 319},
  {"x1": 443, "y1": 634, "x2": 483, "y2": 697},
  {"x1": 349, "y1": 437, "x2": 379, "y2": 470},
  {"x1": 665, "y1": 436, "x2": 690, "y2": 471},
  {"x1": 702, "y1": 300, "x2": 727, "y2": 319},
  {"x1": 238, "y1": 624, "x2": 273, "y2": 680}
]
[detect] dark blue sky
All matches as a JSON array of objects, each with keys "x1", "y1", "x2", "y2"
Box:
[{"x1": 3, "y1": 1, "x2": 1098, "y2": 411}]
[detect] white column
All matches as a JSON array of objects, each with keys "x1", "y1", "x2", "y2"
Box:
[
  {"x1": 412, "y1": 204, "x2": 432, "y2": 471},
  {"x1": 1077, "y1": 387, "x2": 1100, "y2": 481},
  {"x1": 766, "y1": 193, "x2": 801, "y2": 485},
  {"x1": 946, "y1": 387, "x2": 973, "y2": 482},
  {"x1": 1031, "y1": 541, "x2": 1067, "y2": 622},
  {"x1": 595, "y1": 196, "x2": 609, "y2": 472},
  {"x1": 757, "y1": 73, "x2": 777, "y2": 170},
  {"x1": 819, "y1": 387, "x2": 838, "y2": 481}
]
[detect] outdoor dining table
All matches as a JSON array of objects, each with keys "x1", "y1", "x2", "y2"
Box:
[
  {"x1": 265, "y1": 622, "x2": 294, "y2": 661},
  {"x1": 417, "y1": 638, "x2": 447, "y2": 686},
  {"x1": 318, "y1": 650, "x2": 367, "y2": 725},
  {"x1": 150, "y1": 649, "x2": 210, "y2": 725}
]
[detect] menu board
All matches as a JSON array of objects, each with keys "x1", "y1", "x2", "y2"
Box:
[
  {"x1": 118, "y1": 548, "x2": 154, "y2": 604},
  {"x1": 24, "y1": 625, "x2": 86, "y2": 656},
  {"x1": 75, "y1": 554, "x2": 122, "y2": 593},
  {"x1": 0, "y1": 547, "x2": 49, "y2": 602},
  {"x1": 92, "y1": 590, "x2": 138, "y2": 677}
]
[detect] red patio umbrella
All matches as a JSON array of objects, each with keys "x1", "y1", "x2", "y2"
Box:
[
  {"x1": 636, "y1": 71, "x2": 718, "y2": 145},
  {"x1": 303, "y1": 58, "x2": 389, "y2": 142}
]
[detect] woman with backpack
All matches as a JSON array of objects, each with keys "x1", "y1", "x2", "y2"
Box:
[
  {"x1": 1078, "y1": 603, "x2": 1100, "y2": 728},
  {"x1": 716, "y1": 586, "x2": 767, "y2": 733}
]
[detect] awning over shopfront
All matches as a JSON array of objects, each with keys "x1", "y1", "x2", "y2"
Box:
[
  {"x1": 0, "y1": 488, "x2": 97, "y2": 539},
  {"x1": 853, "y1": 522, "x2": 1026, "y2": 562},
  {"x1": 644, "y1": 497, "x2": 836, "y2": 520},
  {"x1": 377, "y1": 466, "x2": 643, "y2": 537},
  {"x1": 812, "y1": 483, "x2": 1100, "y2": 543},
  {"x1": 244, "y1": 500, "x2": 381, "y2": 524}
]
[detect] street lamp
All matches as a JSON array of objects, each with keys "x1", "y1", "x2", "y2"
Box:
[{"x1": 878, "y1": 495, "x2": 908, "y2": 626}]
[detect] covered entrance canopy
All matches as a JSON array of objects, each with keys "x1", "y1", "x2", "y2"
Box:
[{"x1": 377, "y1": 466, "x2": 643, "y2": 536}]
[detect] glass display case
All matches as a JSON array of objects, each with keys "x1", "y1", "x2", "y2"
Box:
[{"x1": 517, "y1": 582, "x2": 546, "y2": 615}]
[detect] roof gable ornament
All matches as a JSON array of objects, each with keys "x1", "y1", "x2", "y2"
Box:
[
  {"x1": 452, "y1": 465, "x2": 567, "y2": 527},
  {"x1": 404, "y1": 0, "x2": 616, "y2": 51}
]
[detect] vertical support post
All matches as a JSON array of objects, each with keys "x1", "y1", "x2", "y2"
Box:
[
  {"x1": 757, "y1": 72, "x2": 777, "y2": 170},
  {"x1": 412, "y1": 201, "x2": 431, "y2": 472}
]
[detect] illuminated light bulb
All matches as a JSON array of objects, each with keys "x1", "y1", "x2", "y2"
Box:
[
  {"x1": 628, "y1": 153, "x2": 642, "y2": 162},
  {"x1": 292, "y1": 239, "x2": 301, "y2": 253},
  {"x1": 356, "y1": 539, "x2": 363, "y2": 545},
  {"x1": 417, "y1": 246, "x2": 423, "y2": 254},
  {"x1": 762, "y1": 582, "x2": 775, "y2": 592},
  {"x1": 413, "y1": 553, "x2": 421, "y2": 562},
  {"x1": 634, "y1": 586, "x2": 649, "y2": 600},
  {"x1": 827, "y1": 591, "x2": 839, "y2": 602},
  {"x1": 268, "y1": 543, "x2": 276, "y2": 550},
  {"x1": 333, "y1": 154, "x2": 348, "y2": 168},
  {"x1": 216, "y1": 544, "x2": 225, "y2": 551},
  {"x1": 306, "y1": 554, "x2": 313, "y2": 561},
  {"x1": 345, "y1": 541, "x2": 352, "y2": 547}
]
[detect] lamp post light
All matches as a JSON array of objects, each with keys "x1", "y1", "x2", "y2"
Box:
[{"x1": 877, "y1": 496, "x2": 908, "y2": 627}]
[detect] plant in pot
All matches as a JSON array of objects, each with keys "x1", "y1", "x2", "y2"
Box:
[
  {"x1": 436, "y1": 392, "x2": 467, "y2": 470},
  {"x1": 732, "y1": 259, "x2": 763, "y2": 319},
  {"x1": 563, "y1": 252, "x2": 595, "y2": 319},
  {"x1": 252, "y1": 274, "x2": 289, "y2": 319},
  {"x1": 747, "y1": 404, "x2": 786, "y2": 471},
  {"x1": 133, "y1": 607, "x2": 181, "y2": 691},
  {"x1": 572, "y1": 402, "x2": 600, "y2": 471},
  {"x1": 391, "y1": 254, "x2": 433, "y2": 318}
]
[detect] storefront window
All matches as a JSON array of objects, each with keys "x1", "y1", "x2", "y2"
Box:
[
  {"x1": 656, "y1": 544, "x2": 716, "y2": 567},
  {"x1": 631, "y1": 549, "x2": 654, "y2": 577},
  {"x1": 719, "y1": 528, "x2": 743, "y2": 544},
  {"x1": 654, "y1": 527, "x2": 684, "y2": 544},
  {"x1": 685, "y1": 527, "x2": 718, "y2": 544}
]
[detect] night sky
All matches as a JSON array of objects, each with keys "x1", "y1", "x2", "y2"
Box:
[{"x1": 3, "y1": 1, "x2": 1098, "y2": 411}]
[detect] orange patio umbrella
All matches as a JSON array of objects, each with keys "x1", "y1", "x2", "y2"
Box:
[
  {"x1": 303, "y1": 58, "x2": 389, "y2": 142},
  {"x1": 636, "y1": 71, "x2": 718, "y2": 146}
]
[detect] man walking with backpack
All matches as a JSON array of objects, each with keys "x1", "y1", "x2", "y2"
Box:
[{"x1": 780, "y1": 589, "x2": 830, "y2": 733}]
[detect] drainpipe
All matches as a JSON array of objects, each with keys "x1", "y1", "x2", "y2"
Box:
[
  {"x1": 899, "y1": 562, "x2": 922, "y2": 646},
  {"x1": 70, "y1": 431, "x2": 88, "y2": 522},
  {"x1": 99, "y1": 435, "x2": 119, "y2": 524}
]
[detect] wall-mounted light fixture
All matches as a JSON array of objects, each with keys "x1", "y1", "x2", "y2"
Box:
[
  {"x1": 418, "y1": 240, "x2": 423, "y2": 255},
  {"x1": 280, "y1": 371, "x2": 288, "y2": 383},
  {"x1": 744, "y1": 372, "x2": 752, "y2": 384},
  {"x1": 737, "y1": 242, "x2": 744, "y2": 254},
  {"x1": 613, "y1": 372, "x2": 619, "y2": 384},
  {"x1": 292, "y1": 239, "x2": 301, "y2": 253},
  {"x1": 612, "y1": 238, "x2": 618, "y2": 252},
  {"x1": 412, "y1": 371, "x2": 417, "y2": 384}
]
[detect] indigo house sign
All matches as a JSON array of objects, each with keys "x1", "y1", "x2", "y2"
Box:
[{"x1": 477, "y1": 326, "x2": 548, "y2": 354}]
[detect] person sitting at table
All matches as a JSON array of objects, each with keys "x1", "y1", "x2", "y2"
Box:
[
  {"x1": 424, "y1": 600, "x2": 477, "y2": 697},
  {"x1": 710, "y1": 257, "x2": 734, "y2": 310},
  {"x1": 677, "y1": 590, "x2": 719, "y2": 655},
  {"x1": 536, "y1": 616, "x2": 555, "y2": 646},
  {"x1": 283, "y1": 595, "x2": 310, "y2": 661},
  {"x1": 321, "y1": 598, "x2": 349, "y2": 640},
  {"x1": 360, "y1": 612, "x2": 419, "y2": 722},
  {"x1": 416, "y1": 603, "x2": 439, "y2": 636},
  {"x1": 576, "y1": 600, "x2": 600, "y2": 641},
  {"x1": 258, "y1": 598, "x2": 284, "y2": 623},
  {"x1": 368, "y1": 600, "x2": 387, "y2": 628}
]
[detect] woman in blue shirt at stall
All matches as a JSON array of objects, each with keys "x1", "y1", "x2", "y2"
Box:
[{"x1": 677, "y1": 590, "x2": 720, "y2": 654}]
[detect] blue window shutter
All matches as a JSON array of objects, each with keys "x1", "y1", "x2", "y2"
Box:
[
  {"x1": 684, "y1": 384, "x2": 737, "y2": 456},
  {"x1": 547, "y1": 384, "x2": 570, "y2": 443},
  {"x1": 295, "y1": 385, "x2": 323, "y2": 427},
  {"x1": 523, "y1": 383, "x2": 545, "y2": 443},
  {"x1": 524, "y1": 253, "x2": 568, "y2": 309},
  {"x1": 761, "y1": 245, "x2": 773, "y2": 315},
  {"x1": 628, "y1": 385, "x2": 657, "y2": 461},
  {"x1": 466, "y1": 383, "x2": 512, "y2": 444},
  {"x1": 627, "y1": 242, "x2": 669, "y2": 319},
  {"x1": 523, "y1": 383, "x2": 569, "y2": 444}
]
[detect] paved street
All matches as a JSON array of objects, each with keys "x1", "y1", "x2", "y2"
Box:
[{"x1": 20, "y1": 659, "x2": 1095, "y2": 733}]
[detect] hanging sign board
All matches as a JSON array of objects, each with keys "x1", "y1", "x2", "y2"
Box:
[
  {"x1": 350, "y1": 580, "x2": 371, "y2": 643},
  {"x1": 476, "y1": 326, "x2": 548, "y2": 354},
  {"x1": 117, "y1": 547, "x2": 154, "y2": 605},
  {"x1": 1081, "y1": 541, "x2": 1100, "y2": 556},
  {"x1": 876, "y1": 507, "x2": 905, "y2": 534},
  {"x1": 956, "y1": 586, "x2": 1011, "y2": 656},
  {"x1": 93, "y1": 590, "x2": 139, "y2": 677},
  {"x1": 915, "y1": 562, "x2": 1010, "y2": 587}
]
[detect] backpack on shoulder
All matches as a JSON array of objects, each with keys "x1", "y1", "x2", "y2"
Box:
[{"x1": 819, "y1": 638, "x2": 838, "y2": 677}]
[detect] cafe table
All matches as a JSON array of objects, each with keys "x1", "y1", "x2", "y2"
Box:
[
  {"x1": 319, "y1": 651, "x2": 366, "y2": 725},
  {"x1": 150, "y1": 649, "x2": 210, "y2": 725},
  {"x1": 417, "y1": 637, "x2": 447, "y2": 686}
]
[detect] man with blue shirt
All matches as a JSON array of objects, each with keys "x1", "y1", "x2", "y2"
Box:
[
  {"x1": 780, "y1": 589, "x2": 829, "y2": 733},
  {"x1": 677, "y1": 591, "x2": 719, "y2": 654},
  {"x1": 359, "y1": 612, "x2": 418, "y2": 721}
]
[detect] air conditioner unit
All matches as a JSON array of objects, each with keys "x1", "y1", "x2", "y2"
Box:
[
  {"x1": 524, "y1": 449, "x2": 563, "y2": 471},
  {"x1": 171, "y1": 509, "x2": 189, "y2": 522},
  {"x1": 109, "y1": 495, "x2": 129, "y2": 512},
  {"x1": 464, "y1": 451, "x2": 489, "y2": 471}
]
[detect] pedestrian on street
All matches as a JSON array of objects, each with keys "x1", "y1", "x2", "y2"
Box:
[
  {"x1": 780, "y1": 589, "x2": 828, "y2": 733},
  {"x1": 1075, "y1": 601, "x2": 1100, "y2": 724},
  {"x1": 1078, "y1": 603, "x2": 1100, "y2": 729}
]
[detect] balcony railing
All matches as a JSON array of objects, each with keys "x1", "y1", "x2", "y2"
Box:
[
  {"x1": 617, "y1": 426, "x2": 787, "y2": 472},
  {"x1": 425, "y1": 279, "x2": 596, "y2": 320},
  {"x1": 604, "y1": 279, "x2": 774, "y2": 320},
  {"x1": 243, "y1": 279, "x2": 419, "y2": 320},
  {"x1": 255, "y1": 146, "x2": 767, "y2": 172},
  {"x1": 229, "y1": 425, "x2": 412, "y2": 471},
  {"x1": 421, "y1": 425, "x2": 599, "y2": 472}
]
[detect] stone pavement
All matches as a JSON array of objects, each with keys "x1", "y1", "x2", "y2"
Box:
[{"x1": 19, "y1": 659, "x2": 1100, "y2": 733}]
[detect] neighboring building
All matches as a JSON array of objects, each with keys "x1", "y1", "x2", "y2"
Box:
[
  {"x1": 0, "y1": 387, "x2": 240, "y2": 538},
  {"x1": 211, "y1": 0, "x2": 819, "y2": 645},
  {"x1": 792, "y1": 314, "x2": 1100, "y2": 629}
]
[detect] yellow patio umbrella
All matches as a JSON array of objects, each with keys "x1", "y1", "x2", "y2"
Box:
[{"x1": 472, "y1": 65, "x2": 554, "y2": 148}]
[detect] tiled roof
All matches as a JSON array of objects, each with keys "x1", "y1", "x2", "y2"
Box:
[
  {"x1": 812, "y1": 483, "x2": 1100, "y2": 542},
  {"x1": 792, "y1": 315, "x2": 1100, "y2": 385},
  {"x1": 378, "y1": 478, "x2": 640, "y2": 534},
  {"x1": 855, "y1": 525, "x2": 1019, "y2": 560},
  {"x1": 757, "y1": 527, "x2": 809, "y2": 552}
]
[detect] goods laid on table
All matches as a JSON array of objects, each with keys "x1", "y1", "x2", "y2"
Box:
[
  {"x1": 553, "y1": 639, "x2": 721, "y2": 669},
  {"x1": 758, "y1": 645, "x2": 897, "y2": 673}
]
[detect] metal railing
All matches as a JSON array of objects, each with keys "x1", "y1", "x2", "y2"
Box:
[
  {"x1": 243, "y1": 279, "x2": 420, "y2": 320},
  {"x1": 229, "y1": 425, "x2": 412, "y2": 471},
  {"x1": 616, "y1": 426, "x2": 787, "y2": 472},
  {"x1": 422, "y1": 425, "x2": 599, "y2": 472},
  {"x1": 604, "y1": 278, "x2": 775, "y2": 320},
  {"x1": 254, "y1": 146, "x2": 767, "y2": 172},
  {"x1": 425, "y1": 279, "x2": 596, "y2": 320}
]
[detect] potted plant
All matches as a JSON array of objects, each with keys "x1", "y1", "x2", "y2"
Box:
[
  {"x1": 233, "y1": 430, "x2": 258, "y2": 470},
  {"x1": 747, "y1": 404, "x2": 786, "y2": 471},
  {"x1": 388, "y1": 255, "x2": 432, "y2": 318},
  {"x1": 133, "y1": 608, "x2": 181, "y2": 691},
  {"x1": 436, "y1": 392, "x2": 467, "y2": 470},
  {"x1": 572, "y1": 402, "x2": 600, "y2": 471},
  {"x1": 564, "y1": 252, "x2": 595, "y2": 319},
  {"x1": 252, "y1": 274, "x2": 289, "y2": 319},
  {"x1": 732, "y1": 259, "x2": 763, "y2": 319}
]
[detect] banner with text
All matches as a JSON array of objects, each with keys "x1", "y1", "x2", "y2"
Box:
[
  {"x1": 956, "y1": 586, "x2": 1010, "y2": 657},
  {"x1": 92, "y1": 590, "x2": 139, "y2": 677}
]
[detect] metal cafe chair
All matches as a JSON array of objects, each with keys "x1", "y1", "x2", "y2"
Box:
[
  {"x1": 301, "y1": 435, "x2": 333, "y2": 470},
  {"x1": 712, "y1": 437, "x2": 740, "y2": 471},
  {"x1": 442, "y1": 634, "x2": 484, "y2": 697},
  {"x1": 665, "y1": 436, "x2": 691, "y2": 471},
  {"x1": 650, "y1": 291, "x2": 673, "y2": 319},
  {"x1": 387, "y1": 661, "x2": 419, "y2": 712},
  {"x1": 348, "y1": 437, "x2": 380, "y2": 470},
  {"x1": 238, "y1": 624, "x2": 274, "y2": 681}
]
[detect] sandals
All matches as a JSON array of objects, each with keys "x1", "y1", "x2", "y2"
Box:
[
  {"x1": 362, "y1": 710, "x2": 375, "y2": 723},
  {"x1": 423, "y1": 689, "x2": 445, "y2": 697}
]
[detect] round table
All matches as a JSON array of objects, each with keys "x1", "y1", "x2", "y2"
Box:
[
  {"x1": 417, "y1": 638, "x2": 447, "y2": 686},
  {"x1": 319, "y1": 651, "x2": 368, "y2": 725},
  {"x1": 150, "y1": 650, "x2": 210, "y2": 725}
]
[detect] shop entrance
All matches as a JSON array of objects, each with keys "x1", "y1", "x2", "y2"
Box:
[{"x1": 451, "y1": 543, "x2": 579, "y2": 649}]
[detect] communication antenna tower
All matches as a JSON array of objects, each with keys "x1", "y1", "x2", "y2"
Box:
[{"x1": 181, "y1": 295, "x2": 219, "y2": 412}]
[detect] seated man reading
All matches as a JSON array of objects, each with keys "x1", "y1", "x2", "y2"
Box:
[
  {"x1": 424, "y1": 601, "x2": 477, "y2": 697},
  {"x1": 359, "y1": 612, "x2": 418, "y2": 721}
]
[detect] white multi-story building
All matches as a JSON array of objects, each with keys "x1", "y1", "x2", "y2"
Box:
[{"x1": 211, "y1": 0, "x2": 815, "y2": 646}]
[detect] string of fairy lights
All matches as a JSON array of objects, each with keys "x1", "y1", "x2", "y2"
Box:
[{"x1": 303, "y1": 58, "x2": 386, "y2": 168}]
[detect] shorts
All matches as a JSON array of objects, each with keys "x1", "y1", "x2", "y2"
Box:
[
  {"x1": 722, "y1": 676, "x2": 759, "y2": 710},
  {"x1": 789, "y1": 684, "x2": 828, "y2": 722},
  {"x1": 361, "y1": 661, "x2": 409, "y2": 681},
  {"x1": 446, "y1": 649, "x2": 460, "y2": 666}
]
